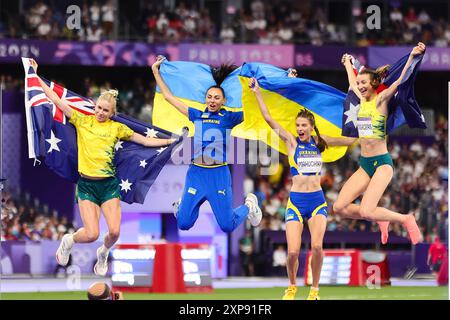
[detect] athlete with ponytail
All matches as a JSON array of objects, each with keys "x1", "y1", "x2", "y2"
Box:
[
  {"x1": 250, "y1": 78, "x2": 355, "y2": 300},
  {"x1": 333, "y1": 43, "x2": 426, "y2": 245},
  {"x1": 30, "y1": 59, "x2": 175, "y2": 276},
  {"x1": 151, "y1": 56, "x2": 262, "y2": 233}
]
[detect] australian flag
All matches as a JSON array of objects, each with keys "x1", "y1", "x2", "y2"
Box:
[
  {"x1": 22, "y1": 58, "x2": 185, "y2": 204},
  {"x1": 342, "y1": 53, "x2": 427, "y2": 137}
]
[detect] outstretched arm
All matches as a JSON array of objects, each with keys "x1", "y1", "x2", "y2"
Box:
[
  {"x1": 30, "y1": 59, "x2": 73, "y2": 118},
  {"x1": 151, "y1": 56, "x2": 189, "y2": 117},
  {"x1": 249, "y1": 78, "x2": 296, "y2": 148},
  {"x1": 342, "y1": 54, "x2": 363, "y2": 100},
  {"x1": 321, "y1": 134, "x2": 357, "y2": 146},
  {"x1": 129, "y1": 132, "x2": 176, "y2": 147},
  {"x1": 379, "y1": 42, "x2": 426, "y2": 102}
]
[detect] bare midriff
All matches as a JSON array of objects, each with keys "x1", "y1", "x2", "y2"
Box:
[{"x1": 291, "y1": 175, "x2": 322, "y2": 193}]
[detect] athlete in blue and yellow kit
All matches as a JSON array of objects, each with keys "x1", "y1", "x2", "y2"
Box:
[
  {"x1": 152, "y1": 56, "x2": 262, "y2": 232},
  {"x1": 30, "y1": 59, "x2": 175, "y2": 276},
  {"x1": 250, "y1": 78, "x2": 354, "y2": 300},
  {"x1": 334, "y1": 43, "x2": 425, "y2": 246}
]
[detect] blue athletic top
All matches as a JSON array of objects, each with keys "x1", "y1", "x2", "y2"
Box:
[
  {"x1": 188, "y1": 107, "x2": 244, "y2": 163},
  {"x1": 289, "y1": 137, "x2": 322, "y2": 176}
]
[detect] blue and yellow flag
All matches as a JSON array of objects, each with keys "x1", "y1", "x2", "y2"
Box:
[
  {"x1": 153, "y1": 61, "x2": 348, "y2": 162},
  {"x1": 152, "y1": 61, "x2": 243, "y2": 136}
]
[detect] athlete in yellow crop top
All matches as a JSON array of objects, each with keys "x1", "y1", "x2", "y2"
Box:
[
  {"x1": 333, "y1": 43, "x2": 426, "y2": 246},
  {"x1": 357, "y1": 97, "x2": 386, "y2": 140},
  {"x1": 30, "y1": 59, "x2": 176, "y2": 277}
]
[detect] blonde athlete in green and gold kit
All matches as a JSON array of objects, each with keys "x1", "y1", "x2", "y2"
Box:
[
  {"x1": 334, "y1": 43, "x2": 426, "y2": 245},
  {"x1": 30, "y1": 59, "x2": 175, "y2": 276}
]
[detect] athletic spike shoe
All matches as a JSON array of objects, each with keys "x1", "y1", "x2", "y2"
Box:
[
  {"x1": 245, "y1": 193, "x2": 262, "y2": 227},
  {"x1": 55, "y1": 234, "x2": 73, "y2": 267},
  {"x1": 306, "y1": 288, "x2": 320, "y2": 300},
  {"x1": 282, "y1": 285, "x2": 297, "y2": 300},
  {"x1": 94, "y1": 246, "x2": 109, "y2": 276},
  {"x1": 172, "y1": 198, "x2": 181, "y2": 219}
]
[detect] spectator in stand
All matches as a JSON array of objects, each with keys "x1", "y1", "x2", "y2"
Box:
[
  {"x1": 239, "y1": 230, "x2": 255, "y2": 276},
  {"x1": 85, "y1": 22, "x2": 103, "y2": 42},
  {"x1": 89, "y1": 1, "x2": 101, "y2": 25},
  {"x1": 220, "y1": 24, "x2": 235, "y2": 44},
  {"x1": 184, "y1": 15, "x2": 197, "y2": 38},
  {"x1": 36, "y1": 15, "x2": 51, "y2": 39},
  {"x1": 197, "y1": 9, "x2": 214, "y2": 42},
  {"x1": 272, "y1": 244, "x2": 287, "y2": 276},
  {"x1": 102, "y1": 0, "x2": 115, "y2": 39},
  {"x1": 390, "y1": 7, "x2": 403, "y2": 24}
]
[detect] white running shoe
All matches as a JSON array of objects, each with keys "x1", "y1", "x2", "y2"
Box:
[
  {"x1": 94, "y1": 246, "x2": 109, "y2": 276},
  {"x1": 56, "y1": 234, "x2": 73, "y2": 267},
  {"x1": 172, "y1": 198, "x2": 181, "y2": 218},
  {"x1": 245, "y1": 193, "x2": 262, "y2": 227}
]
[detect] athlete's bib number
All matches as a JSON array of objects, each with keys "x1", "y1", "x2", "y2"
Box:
[
  {"x1": 296, "y1": 155, "x2": 322, "y2": 174},
  {"x1": 357, "y1": 117, "x2": 373, "y2": 137}
]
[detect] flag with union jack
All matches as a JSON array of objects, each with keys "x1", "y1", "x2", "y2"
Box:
[
  {"x1": 22, "y1": 57, "x2": 185, "y2": 204},
  {"x1": 342, "y1": 53, "x2": 427, "y2": 137}
]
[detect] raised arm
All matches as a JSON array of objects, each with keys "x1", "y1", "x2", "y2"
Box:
[
  {"x1": 151, "y1": 56, "x2": 189, "y2": 117},
  {"x1": 129, "y1": 132, "x2": 176, "y2": 147},
  {"x1": 249, "y1": 78, "x2": 296, "y2": 148},
  {"x1": 30, "y1": 59, "x2": 73, "y2": 118},
  {"x1": 320, "y1": 134, "x2": 357, "y2": 147},
  {"x1": 379, "y1": 42, "x2": 426, "y2": 102},
  {"x1": 342, "y1": 54, "x2": 363, "y2": 100}
]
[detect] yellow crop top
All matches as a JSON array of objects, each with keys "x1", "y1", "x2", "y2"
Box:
[{"x1": 357, "y1": 96, "x2": 386, "y2": 140}]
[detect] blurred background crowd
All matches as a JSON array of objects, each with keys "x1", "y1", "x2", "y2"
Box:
[{"x1": 1, "y1": 0, "x2": 449, "y2": 47}]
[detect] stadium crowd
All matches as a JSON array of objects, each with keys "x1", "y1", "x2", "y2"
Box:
[
  {"x1": 1, "y1": 188, "x2": 75, "y2": 241},
  {"x1": 0, "y1": 0, "x2": 449, "y2": 47},
  {"x1": 244, "y1": 115, "x2": 448, "y2": 244}
]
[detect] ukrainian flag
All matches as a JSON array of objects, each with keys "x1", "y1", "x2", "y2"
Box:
[
  {"x1": 152, "y1": 61, "x2": 243, "y2": 136},
  {"x1": 152, "y1": 61, "x2": 348, "y2": 162},
  {"x1": 238, "y1": 62, "x2": 348, "y2": 162}
]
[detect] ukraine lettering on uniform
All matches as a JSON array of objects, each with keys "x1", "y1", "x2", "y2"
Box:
[
  {"x1": 298, "y1": 150, "x2": 318, "y2": 155},
  {"x1": 202, "y1": 119, "x2": 220, "y2": 124}
]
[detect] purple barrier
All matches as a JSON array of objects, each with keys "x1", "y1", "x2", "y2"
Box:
[
  {"x1": 386, "y1": 250, "x2": 412, "y2": 277},
  {"x1": 295, "y1": 45, "x2": 368, "y2": 69},
  {"x1": 0, "y1": 39, "x2": 179, "y2": 66},
  {"x1": 415, "y1": 243, "x2": 432, "y2": 274},
  {"x1": 179, "y1": 44, "x2": 294, "y2": 67},
  {"x1": 1, "y1": 40, "x2": 448, "y2": 70},
  {"x1": 369, "y1": 46, "x2": 450, "y2": 70}
]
